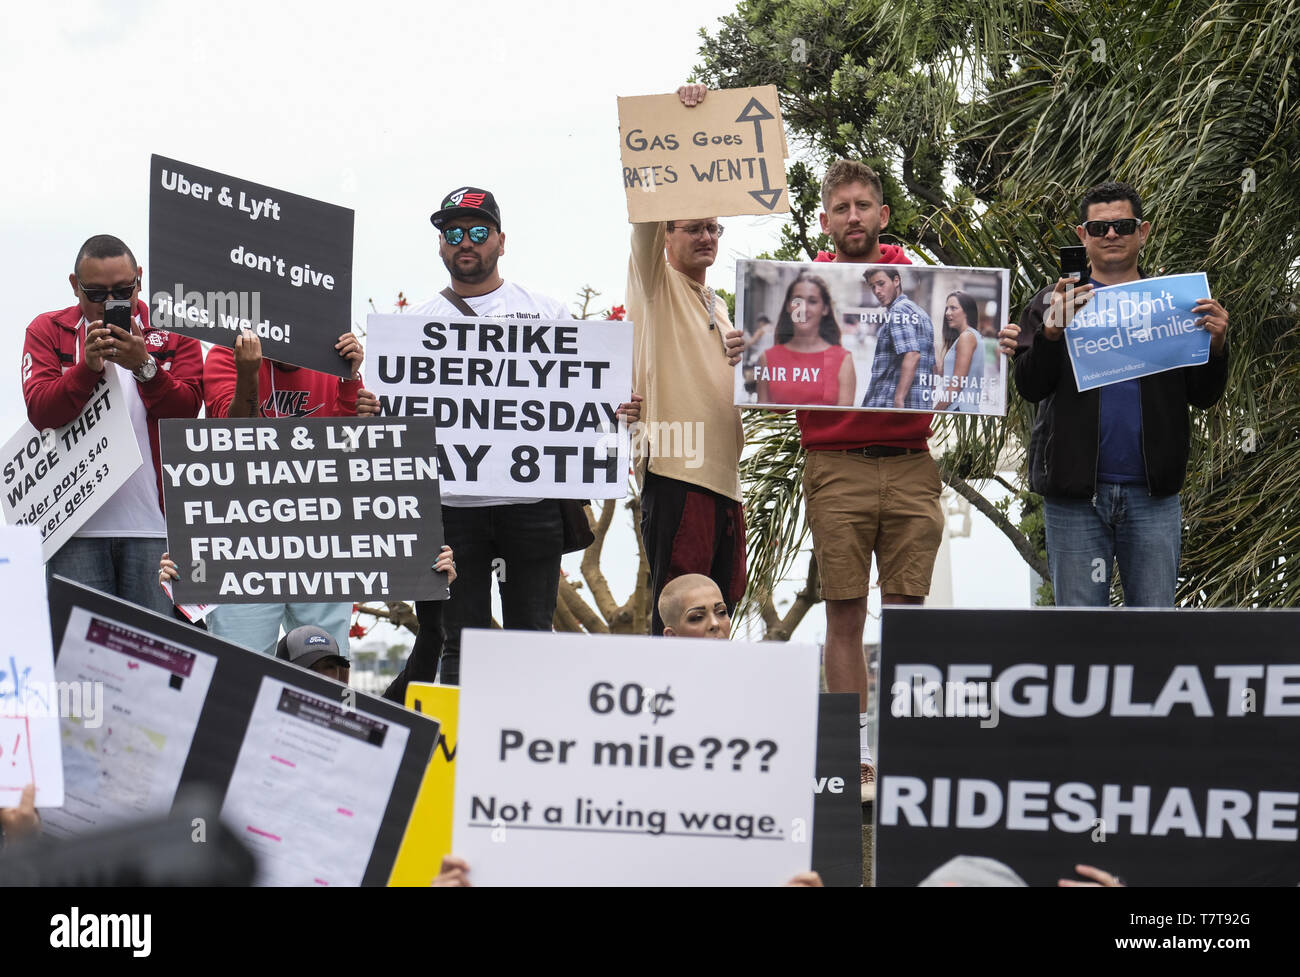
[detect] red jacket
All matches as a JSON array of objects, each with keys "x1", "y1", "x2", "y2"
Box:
[
  {"x1": 801, "y1": 245, "x2": 932, "y2": 449},
  {"x1": 22, "y1": 299, "x2": 204, "y2": 508},
  {"x1": 204, "y1": 345, "x2": 361, "y2": 419}
]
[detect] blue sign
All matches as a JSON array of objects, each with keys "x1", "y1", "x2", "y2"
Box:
[{"x1": 1066, "y1": 273, "x2": 1212, "y2": 391}]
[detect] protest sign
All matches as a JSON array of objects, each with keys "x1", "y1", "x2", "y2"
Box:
[
  {"x1": 389, "y1": 682, "x2": 459, "y2": 886},
  {"x1": 368, "y1": 315, "x2": 633, "y2": 499},
  {"x1": 813, "y1": 693, "x2": 864, "y2": 887},
  {"x1": 0, "y1": 528, "x2": 63, "y2": 806},
  {"x1": 160, "y1": 417, "x2": 447, "y2": 604},
  {"x1": 148, "y1": 154, "x2": 354, "y2": 376},
  {"x1": 1066, "y1": 273, "x2": 1214, "y2": 391},
  {"x1": 735, "y1": 259, "x2": 1010, "y2": 415},
  {"x1": 45, "y1": 576, "x2": 439, "y2": 885},
  {"x1": 874, "y1": 608, "x2": 1300, "y2": 886},
  {"x1": 451, "y1": 629, "x2": 819, "y2": 885},
  {"x1": 617, "y1": 85, "x2": 789, "y2": 222},
  {"x1": 1, "y1": 370, "x2": 143, "y2": 560}
]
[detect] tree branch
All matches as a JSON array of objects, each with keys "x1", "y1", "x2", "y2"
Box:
[
  {"x1": 355, "y1": 601, "x2": 419, "y2": 634},
  {"x1": 941, "y1": 469, "x2": 1050, "y2": 580}
]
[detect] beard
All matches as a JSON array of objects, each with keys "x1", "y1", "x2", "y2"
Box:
[
  {"x1": 443, "y1": 249, "x2": 497, "y2": 285},
  {"x1": 832, "y1": 224, "x2": 879, "y2": 258}
]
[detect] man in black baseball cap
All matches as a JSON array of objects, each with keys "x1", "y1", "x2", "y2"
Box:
[
  {"x1": 430, "y1": 186, "x2": 502, "y2": 231},
  {"x1": 276, "y1": 625, "x2": 350, "y2": 683},
  {"x1": 406, "y1": 185, "x2": 639, "y2": 686}
]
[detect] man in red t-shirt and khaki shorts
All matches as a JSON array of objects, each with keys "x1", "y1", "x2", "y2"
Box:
[{"x1": 802, "y1": 161, "x2": 945, "y2": 801}]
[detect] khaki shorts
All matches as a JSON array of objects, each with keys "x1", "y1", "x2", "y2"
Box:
[{"x1": 803, "y1": 449, "x2": 944, "y2": 600}]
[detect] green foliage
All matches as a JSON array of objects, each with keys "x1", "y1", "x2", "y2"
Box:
[{"x1": 701, "y1": 0, "x2": 1300, "y2": 610}]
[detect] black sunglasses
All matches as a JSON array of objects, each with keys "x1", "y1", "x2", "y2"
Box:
[
  {"x1": 442, "y1": 226, "x2": 492, "y2": 246},
  {"x1": 77, "y1": 277, "x2": 138, "y2": 303},
  {"x1": 1082, "y1": 219, "x2": 1140, "y2": 237}
]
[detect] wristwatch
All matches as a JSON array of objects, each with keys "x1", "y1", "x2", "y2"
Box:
[{"x1": 133, "y1": 356, "x2": 158, "y2": 383}]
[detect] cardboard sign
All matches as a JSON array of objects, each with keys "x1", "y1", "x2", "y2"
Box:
[
  {"x1": 44, "y1": 576, "x2": 439, "y2": 886},
  {"x1": 736, "y1": 259, "x2": 1011, "y2": 416},
  {"x1": 874, "y1": 608, "x2": 1300, "y2": 886},
  {"x1": 1066, "y1": 273, "x2": 1214, "y2": 391},
  {"x1": 160, "y1": 417, "x2": 447, "y2": 604},
  {"x1": 0, "y1": 528, "x2": 64, "y2": 806},
  {"x1": 388, "y1": 682, "x2": 460, "y2": 886},
  {"x1": 1, "y1": 370, "x2": 143, "y2": 560},
  {"x1": 617, "y1": 85, "x2": 790, "y2": 222},
  {"x1": 368, "y1": 315, "x2": 633, "y2": 499},
  {"x1": 148, "y1": 155, "x2": 354, "y2": 376},
  {"x1": 451, "y1": 629, "x2": 819, "y2": 885},
  {"x1": 813, "y1": 693, "x2": 864, "y2": 887}
]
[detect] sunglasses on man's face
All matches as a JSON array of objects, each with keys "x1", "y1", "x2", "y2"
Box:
[
  {"x1": 77, "y1": 277, "x2": 139, "y2": 303},
  {"x1": 1082, "y1": 218, "x2": 1140, "y2": 237},
  {"x1": 442, "y1": 226, "x2": 492, "y2": 246}
]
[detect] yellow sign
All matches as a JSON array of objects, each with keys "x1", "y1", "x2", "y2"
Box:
[{"x1": 387, "y1": 682, "x2": 459, "y2": 886}]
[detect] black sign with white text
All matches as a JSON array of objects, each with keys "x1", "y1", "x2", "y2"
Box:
[
  {"x1": 875, "y1": 609, "x2": 1300, "y2": 886},
  {"x1": 148, "y1": 155, "x2": 354, "y2": 376},
  {"x1": 161, "y1": 417, "x2": 446, "y2": 604}
]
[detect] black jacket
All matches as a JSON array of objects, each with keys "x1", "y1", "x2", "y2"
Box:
[{"x1": 1014, "y1": 282, "x2": 1229, "y2": 499}]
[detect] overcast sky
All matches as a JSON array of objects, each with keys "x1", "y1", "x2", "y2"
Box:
[
  {"x1": 1, "y1": 0, "x2": 790, "y2": 423},
  {"x1": 3, "y1": 0, "x2": 1029, "y2": 639}
]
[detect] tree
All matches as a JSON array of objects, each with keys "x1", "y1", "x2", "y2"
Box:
[{"x1": 697, "y1": 0, "x2": 1300, "y2": 615}]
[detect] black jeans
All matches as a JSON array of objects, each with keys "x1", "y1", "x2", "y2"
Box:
[{"x1": 413, "y1": 500, "x2": 564, "y2": 685}]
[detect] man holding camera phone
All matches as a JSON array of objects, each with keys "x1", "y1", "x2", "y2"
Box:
[
  {"x1": 22, "y1": 234, "x2": 204, "y2": 614},
  {"x1": 998, "y1": 181, "x2": 1229, "y2": 605}
]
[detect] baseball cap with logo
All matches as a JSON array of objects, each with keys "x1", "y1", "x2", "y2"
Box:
[
  {"x1": 430, "y1": 186, "x2": 502, "y2": 230},
  {"x1": 275, "y1": 625, "x2": 350, "y2": 671}
]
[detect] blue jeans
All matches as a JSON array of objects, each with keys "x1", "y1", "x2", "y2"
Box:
[
  {"x1": 208, "y1": 602, "x2": 353, "y2": 657},
  {"x1": 47, "y1": 536, "x2": 173, "y2": 617},
  {"x1": 1043, "y1": 484, "x2": 1181, "y2": 606}
]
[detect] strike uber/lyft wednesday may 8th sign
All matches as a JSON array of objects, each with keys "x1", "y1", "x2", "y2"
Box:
[{"x1": 368, "y1": 315, "x2": 633, "y2": 499}]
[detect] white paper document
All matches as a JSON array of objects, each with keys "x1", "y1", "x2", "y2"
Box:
[
  {"x1": 41, "y1": 605, "x2": 217, "y2": 836},
  {"x1": 220, "y1": 676, "x2": 409, "y2": 886}
]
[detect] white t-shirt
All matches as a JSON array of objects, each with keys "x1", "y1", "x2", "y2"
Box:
[
  {"x1": 410, "y1": 281, "x2": 570, "y2": 508},
  {"x1": 74, "y1": 316, "x2": 166, "y2": 538}
]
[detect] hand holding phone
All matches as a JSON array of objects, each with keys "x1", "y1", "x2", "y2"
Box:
[{"x1": 1059, "y1": 245, "x2": 1089, "y2": 286}]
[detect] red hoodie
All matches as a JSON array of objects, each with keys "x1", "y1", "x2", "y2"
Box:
[
  {"x1": 204, "y1": 345, "x2": 361, "y2": 418},
  {"x1": 800, "y1": 245, "x2": 932, "y2": 450},
  {"x1": 22, "y1": 300, "x2": 204, "y2": 507}
]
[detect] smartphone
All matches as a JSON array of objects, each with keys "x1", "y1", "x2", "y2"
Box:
[
  {"x1": 1059, "y1": 245, "x2": 1089, "y2": 286},
  {"x1": 104, "y1": 298, "x2": 133, "y2": 330}
]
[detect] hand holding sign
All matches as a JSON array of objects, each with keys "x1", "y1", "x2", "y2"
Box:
[{"x1": 618, "y1": 84, "x2": 790, "y2": 222}]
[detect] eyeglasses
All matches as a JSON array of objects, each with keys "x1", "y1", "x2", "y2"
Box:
[
  {"x1": 77, "y1": 277, "x2": 138, "y2": 303},
  {"x1": 668, "y1": 222, "x2": 724, "y2": 239},
  {"x1": 442, "y1": 226, "x2": 492, "y2": 246},
  {"x1": 1082, "y1": 219, "x2": 1140, "y2": 237}
]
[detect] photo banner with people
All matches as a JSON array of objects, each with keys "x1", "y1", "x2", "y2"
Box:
[
  {"x1": 159, "y1": 417, "x2": 447, "y2": 605},
  {"x1": 451, "y1": 629, "x2": 819, "y2": 885},
  {"x1": 44, "y1": 576, "x2": 439, "y2": 887},
  {"x1": 147, "y1": 154, "x2": 355, "y2": 377},
  {"x1": 734, "y1": 259, "x2": 1011, "y2": 416},
  {"x1": 1066, "y1": 273, "x2": 1215, "y2": 391},
  {"x1": 874, "y1": 607, "x2": 1300, "y2": 886},
  {"x1": 367, "y1": 314, "x2": 633, "y2": 499}
]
